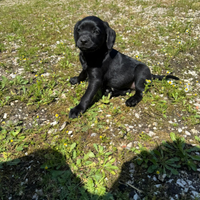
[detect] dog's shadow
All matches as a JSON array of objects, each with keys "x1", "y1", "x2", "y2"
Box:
[{"x1": 0, "y1": 141, "x2": 200, "y2": 199}]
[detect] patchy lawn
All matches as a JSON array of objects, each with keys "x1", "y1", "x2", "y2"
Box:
[{"x1": 0, "y1": 0, "x2": 200, "y2": 199}]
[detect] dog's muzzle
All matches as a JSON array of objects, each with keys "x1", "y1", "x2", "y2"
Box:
[{"x1": 77, "y1": 35, "x2": 91, "y2": 48}]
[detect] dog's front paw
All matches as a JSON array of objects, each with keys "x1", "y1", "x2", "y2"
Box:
[
  {"x1": 70, "y1": 77, "x2": 79, "y2": 85},
  {"x1": 69, "y1": 105, "x2": 84, "y2": 119},
  {"x1": 126, "y1": 96, "x2": 141, "y2": 107}
]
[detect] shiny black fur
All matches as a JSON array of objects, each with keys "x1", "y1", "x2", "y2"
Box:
[{"x1": 69, "y1": 16, "x2": 179, "y2": 118}]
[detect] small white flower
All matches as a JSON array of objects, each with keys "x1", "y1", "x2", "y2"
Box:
[
  {"x1": 167, "y1": 80, "x2": 173, "y2": 85},
  {"x1": 184, "y1": 83, "x2": 190, "y2": 88},
  {"x1": 184, "y1": 87, "x2": 189, "y2": 92}
]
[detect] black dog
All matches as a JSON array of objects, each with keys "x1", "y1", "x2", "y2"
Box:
[{"x1": 69, "y1": 16, "x2": 178, "y2": 118}]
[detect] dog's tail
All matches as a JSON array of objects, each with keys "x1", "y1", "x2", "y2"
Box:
[{"x1": 152, "y1": 74, "x2": 179, "y2": 80}]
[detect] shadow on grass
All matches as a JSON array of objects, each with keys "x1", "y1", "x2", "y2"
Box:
[
  {"x1": 0, "y1": 140, "x2": 200, "y2": 200},
  {"x1": 0, "y1": 148, "x2": 111, "y2": 200}
]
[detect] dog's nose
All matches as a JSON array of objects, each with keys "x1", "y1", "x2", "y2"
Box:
[{"x1": 80, "y1": 37, "x2": 88, "y2": 44}]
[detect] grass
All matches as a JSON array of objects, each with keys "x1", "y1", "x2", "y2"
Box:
[{"x1": 0, "y1": 0, "x2": 200, "y2": 199}]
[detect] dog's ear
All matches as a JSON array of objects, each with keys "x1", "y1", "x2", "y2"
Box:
[
  {"x1": 103, "y1": 21, "x2": 116, "y2": 50},
  {"x1": 74, "y1": 20, "x2": 81, "y2": 47}
]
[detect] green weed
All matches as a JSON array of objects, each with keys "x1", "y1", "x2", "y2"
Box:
[{"x1": 132, "y1": 133, "x2": 200, "y2": 177}]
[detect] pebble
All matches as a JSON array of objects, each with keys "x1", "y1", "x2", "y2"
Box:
[
  {"x1": 126, "y1": 180, "x2": 133, "y2": 185},
  {"x1": 68, "y1": 131, "x2": 73, "y2": 135},
  {"x1": 184, "y1": 187, "x2": 189, "y2": 193},
  {"x1": 18, "y1": 68, "x2": 24, "y2": 74},
  {"x1": 148, "y1": 131, "x2": 156, "y2": 137},
  {"x1": 91, "y1": 133, "x2": 97, "y2": 137},
  {"x1": 158, "y1": 174, "x2": 166, "y2": 182},
  {"x1": 118, "y1": 131, "x2": 123, "y2": 135},
  {"x1": 155, "y1": 184, "x2": 161, "y2": 188},
  {"x1": 126, "y1": 142, "x2": 133, "y2": 150},
  {"x1": 176, "y1": 179, "x2": 186, "y2": 188},
  {"x1": 32, "y1": 193, "x2": 38, "y2": 200},
  {"x1": 185, "y1": 131, "x2": 191, "y2": 136},
  {"x1": 48, "y1": 129, "x2": 57, "y2": 134},
  {"x1": 36, "y1": 189, "x2": 43, "y2": 196},
  {"x1": 120, "y1": 143, "x2": 126, "y2": 148},
  {"x1": 153, "y1": 122, "x2": 157, "y2": 126},
  {"x1": 189, "y1": 185, "x2": 196, "y2": 190},
  {"x1": 153, "y1": 176, "x2": 157, "y2": 181},
  {"x1": 3, "y1": 113, "x2": 7, "y2": 119},
  {"x1": 135, "y1": 113, "x2": 139, "y2": 118},
  {"x1": 133, "y1": 193, "x2": 140, "y2": 200},
  {"x1": 130, "y1": 163, "x2": 135, "y2": 169},
  {"x1": 50, "y1": 121, "x2": 58, "y2": 126},
  {"x1": 167, "y1": 179, "x2": 173, "y2": 183},
  {"x1": 194, "y1": 103, "x2": 200, "y2": 108},
  {"x1": 178, "y1": 128, "x2": 182, "y2": 133},
  {"x1": 191, "y1": 129, "x2": 198, "y2": 134},
  {"x1": 10, "y1": 73, "x2": 16, "y2": 78},
  {"x1": 191, "y1": 191, "x2": 200, "y2": 198},
  {"x1": 59, "y1": 122, "x2": 66, "y2": 131},
  {"x1": 41, "y1": 72, "x2": 50, "y2": 77},
  {"x1": 61, "y1": 93, "x2": 66, "y2": 99}
]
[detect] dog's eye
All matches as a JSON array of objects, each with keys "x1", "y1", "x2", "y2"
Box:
[
  {"x1": 93, "y1": 29, "x2": 100, "y2": 34},
  {"x1": 77, "y1": 28, "x2": 81, "y2": 32}
]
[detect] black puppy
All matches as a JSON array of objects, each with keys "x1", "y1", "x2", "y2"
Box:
[{"x1": 69, "y1": 16, "x2": 178, "y2": 118}]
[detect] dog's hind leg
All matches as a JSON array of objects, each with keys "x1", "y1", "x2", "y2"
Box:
[
  {"x1": 125, "y1": 82, "x2": 144, "y2": 107},
  {"x1": 126, "y1": 64, "x2": 151, "y2": 107}
]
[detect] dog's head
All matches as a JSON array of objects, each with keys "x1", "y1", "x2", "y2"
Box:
[{"x1": 74, "y1": 16, "x2": 116, "y2": 52}]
